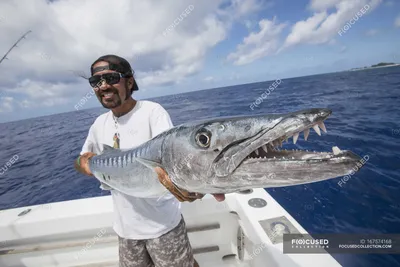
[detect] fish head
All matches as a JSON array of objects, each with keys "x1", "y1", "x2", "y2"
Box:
[{"x1": 163, "y1": 108, "x2": 363, "y2": 193}]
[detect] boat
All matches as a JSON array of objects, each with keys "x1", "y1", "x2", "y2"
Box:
[{"x1": 0, "y1": 188, "x2": 342, "y2": 267}]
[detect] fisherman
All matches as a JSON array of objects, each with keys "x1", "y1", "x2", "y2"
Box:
[{"x1": 73, "y1": 54, "x2": 225, "y2": 267}]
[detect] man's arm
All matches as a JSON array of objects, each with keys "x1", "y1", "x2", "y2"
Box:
[{"x1": 74, "y1": 125, "x2": 97, "y2": 176}]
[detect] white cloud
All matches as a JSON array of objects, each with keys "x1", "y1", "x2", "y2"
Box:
[
  {"x1": 204, "y1": 76, "x2": 214, "y2": 82},
  {"x1": 308, "y1": 0, "x2": 342, "y2": 11},
  {"x1": 0, "y1": 0, "x2": 257, "y2": 112},
  {"x1": 223, "y1": 0, "x2": 266, "y2": 18},
  {"x1": 283, "y1": 0, "x2": 382, "y2": 48},
  {"x1": 365, "y1": 29, "x2": 378, "y2": 36},
  {"x1": 227, "y1": 17, "x2": 287, "y2": 65},
  {"x1": 395, "y1": 15, "x2": 400, "y2": 27},
  {"x1": 0, "y1": 97, "x2": 14, "y2": 112}
]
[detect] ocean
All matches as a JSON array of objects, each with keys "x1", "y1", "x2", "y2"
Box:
[{"x1": 0, "y1": 66, "x2": 399, "y2": 267}]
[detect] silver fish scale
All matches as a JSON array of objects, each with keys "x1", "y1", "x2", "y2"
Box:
[
  {"x1": 122, "y1": 154, "x2": 126, "y2": 167},
  {"x1": 127, "y1": 153, "x2": 131, "y2": 164}
]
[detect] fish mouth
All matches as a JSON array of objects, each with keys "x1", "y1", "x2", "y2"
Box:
[
  {"x1": 243, "y1": 119, "x2": 336, "y2": 162},
  {"x1": 214, "y1": 108, "x2": 362, "y2": 179}
]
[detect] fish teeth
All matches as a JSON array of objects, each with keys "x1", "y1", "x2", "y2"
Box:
[
  {"x1": 293, "y1": 133, "x2": 299, "y2": 144},
  {"x1": 332, "y1": 146, "x2": 342, "y2": 155},
  {"x1": 318, "y1": 122, "x2": 327, "y2": 133},
  {"x1": 255, "y1": 149, "x2": 259, "y2": 156},
  {"x1": 270, "y1": 141, "x2": 275, "y2": 147},
  {"x1": 304, "y1": 129, "x2": 310, "y2": 141},
  {"x1": 261, "y1": 145, "x2": 268, "y2": 152},
  {"x1": 312, "y1": 124, "x2": 321, "y2": 136}
]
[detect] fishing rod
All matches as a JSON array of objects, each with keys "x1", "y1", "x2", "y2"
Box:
[{"x1": 0, "y1": 30, "x2": 32, "y2": 66}]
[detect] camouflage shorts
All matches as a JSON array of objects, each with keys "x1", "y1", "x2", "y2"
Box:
[{"x1": 118, "y1": 216, "x2": 195, "y2": 267}]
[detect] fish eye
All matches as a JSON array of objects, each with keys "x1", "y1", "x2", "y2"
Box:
[{"x1": 195, "y1": 130, "x2": 211, "y2": 148}]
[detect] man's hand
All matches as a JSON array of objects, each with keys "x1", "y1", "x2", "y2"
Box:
[
  {"x1": 74, "y1": 152, "x2": 97, "y2": 176},
  {"x1": 154, "y1": 167, "x2": 225, "y2": 203}
]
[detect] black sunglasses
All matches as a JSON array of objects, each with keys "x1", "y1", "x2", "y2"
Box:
[{"x1": 88, "y1": 72, "x2": 130, "y2": 88}]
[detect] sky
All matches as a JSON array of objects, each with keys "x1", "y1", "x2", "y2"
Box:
[{"x1": 0, "y1": 0, "x2": 399, "y2": 123}]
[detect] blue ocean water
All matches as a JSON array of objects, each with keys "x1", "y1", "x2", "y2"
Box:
[{"x1": 1, "y1": 66, "x2": 400, "y2": 267}]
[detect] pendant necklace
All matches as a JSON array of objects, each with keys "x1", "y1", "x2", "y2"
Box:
[{"x1": 112, "y1": 114, "x2": 120, "y2": 149}]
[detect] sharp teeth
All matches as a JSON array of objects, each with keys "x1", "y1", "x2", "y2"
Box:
[
  {"x1": 304, "y1": 129, "x2": 310, "y2": 141},
  {"x1": 312, "y1": 124, "x2": 321, "y2": 136},
  {"x1": 255, "y1": 149, "x2": 259, "y2": 156},
  {"x1": 293, "y1": 133, "x2": 299, "y2": 144},
  {"x1": 332, "y1": 146, "x2": 342, "y2": 155},
  {"x1": 278, "y1": 139, "x2": 283, "y2": 147},
  {"x1": 261, "y1": 145, "x2": 267, "y2": 152},
  {"x1": 318, "y1": 122, "x2": 327, "y2": 133}
]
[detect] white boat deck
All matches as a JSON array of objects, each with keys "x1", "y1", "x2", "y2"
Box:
[{"x1": 0, "y1": 188, "x2": 342, "y2": 267}]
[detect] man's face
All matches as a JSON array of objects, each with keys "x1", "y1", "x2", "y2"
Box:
[{"x1": 91, "y1": 61, "x2": 130, "y2": 109}]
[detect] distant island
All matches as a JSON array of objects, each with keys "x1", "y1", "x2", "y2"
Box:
[{"x1": 349, "y1": 62, "x2": 400, "y2": 71}]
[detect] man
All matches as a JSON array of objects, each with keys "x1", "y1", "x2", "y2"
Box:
[{"x1": 74, "y1": 54, "x2": 224, "y2": 267}]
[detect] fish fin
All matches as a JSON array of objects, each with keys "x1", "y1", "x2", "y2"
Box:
[
  {"x1": 100, "y1": 182, "x2": 113, "y2": 191},
  {"x1": 136, "y1": 158, "x2": 163, "y2": 169},
  {"x1": 101, "y1": 144, "x2": 120, "y2": 154}
]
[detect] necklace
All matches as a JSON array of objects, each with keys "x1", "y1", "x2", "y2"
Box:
[
  {"x1": 110, "y1": 101, "x2": 137, "y2": 149},
  {"x1": 112, "y1": 114, "x2": 120, "y2": 149}
]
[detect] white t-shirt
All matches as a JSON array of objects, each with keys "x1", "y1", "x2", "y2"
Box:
[{"x1": 80, "y1": 100, "x2": 182, "y2": 240}]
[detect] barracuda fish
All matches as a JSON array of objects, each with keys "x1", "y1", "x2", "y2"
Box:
[{"x1": 88, "y1": 108, "x2": 363, "y2": 198}]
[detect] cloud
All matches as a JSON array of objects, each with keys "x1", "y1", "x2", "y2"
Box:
[
  {"x1": 204, "y1": 76, "x2": 214, "y2": 82},
  {"x1": 395, "y1": 15, "x2": 400, "y2": 27},
  {"x1": 365, "y1": 29, "x2": 378, "y2": 36},
  {"x1": 222, "y1": 0, "x2": 266, "y2": 19},
  {"x1": 0, "y1": 0, "x2": 257, "y2": 113},
  {"x1": 5, "y1": 79, "x2": 84, "y2": 108},
  {"x1": 0, "y1": 97, "x2": 14, "y2": 112},
  {"x1": 283, "y1": 0, "x2": 382, "y2": 48},
  {"x1": 308, "y1": 0, "x2": 342, "y2": 11},
  {"x1": 227, "y1": 17, "x2": 287, "y2": 65}
]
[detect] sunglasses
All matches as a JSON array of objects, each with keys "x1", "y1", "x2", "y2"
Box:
[{"x1": 88, "y1": 72, "x2": 130, "y2": 88}]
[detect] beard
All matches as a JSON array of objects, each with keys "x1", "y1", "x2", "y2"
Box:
[{"x1": 97, "y1": 87, "x2": 123, "y2": 109}]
